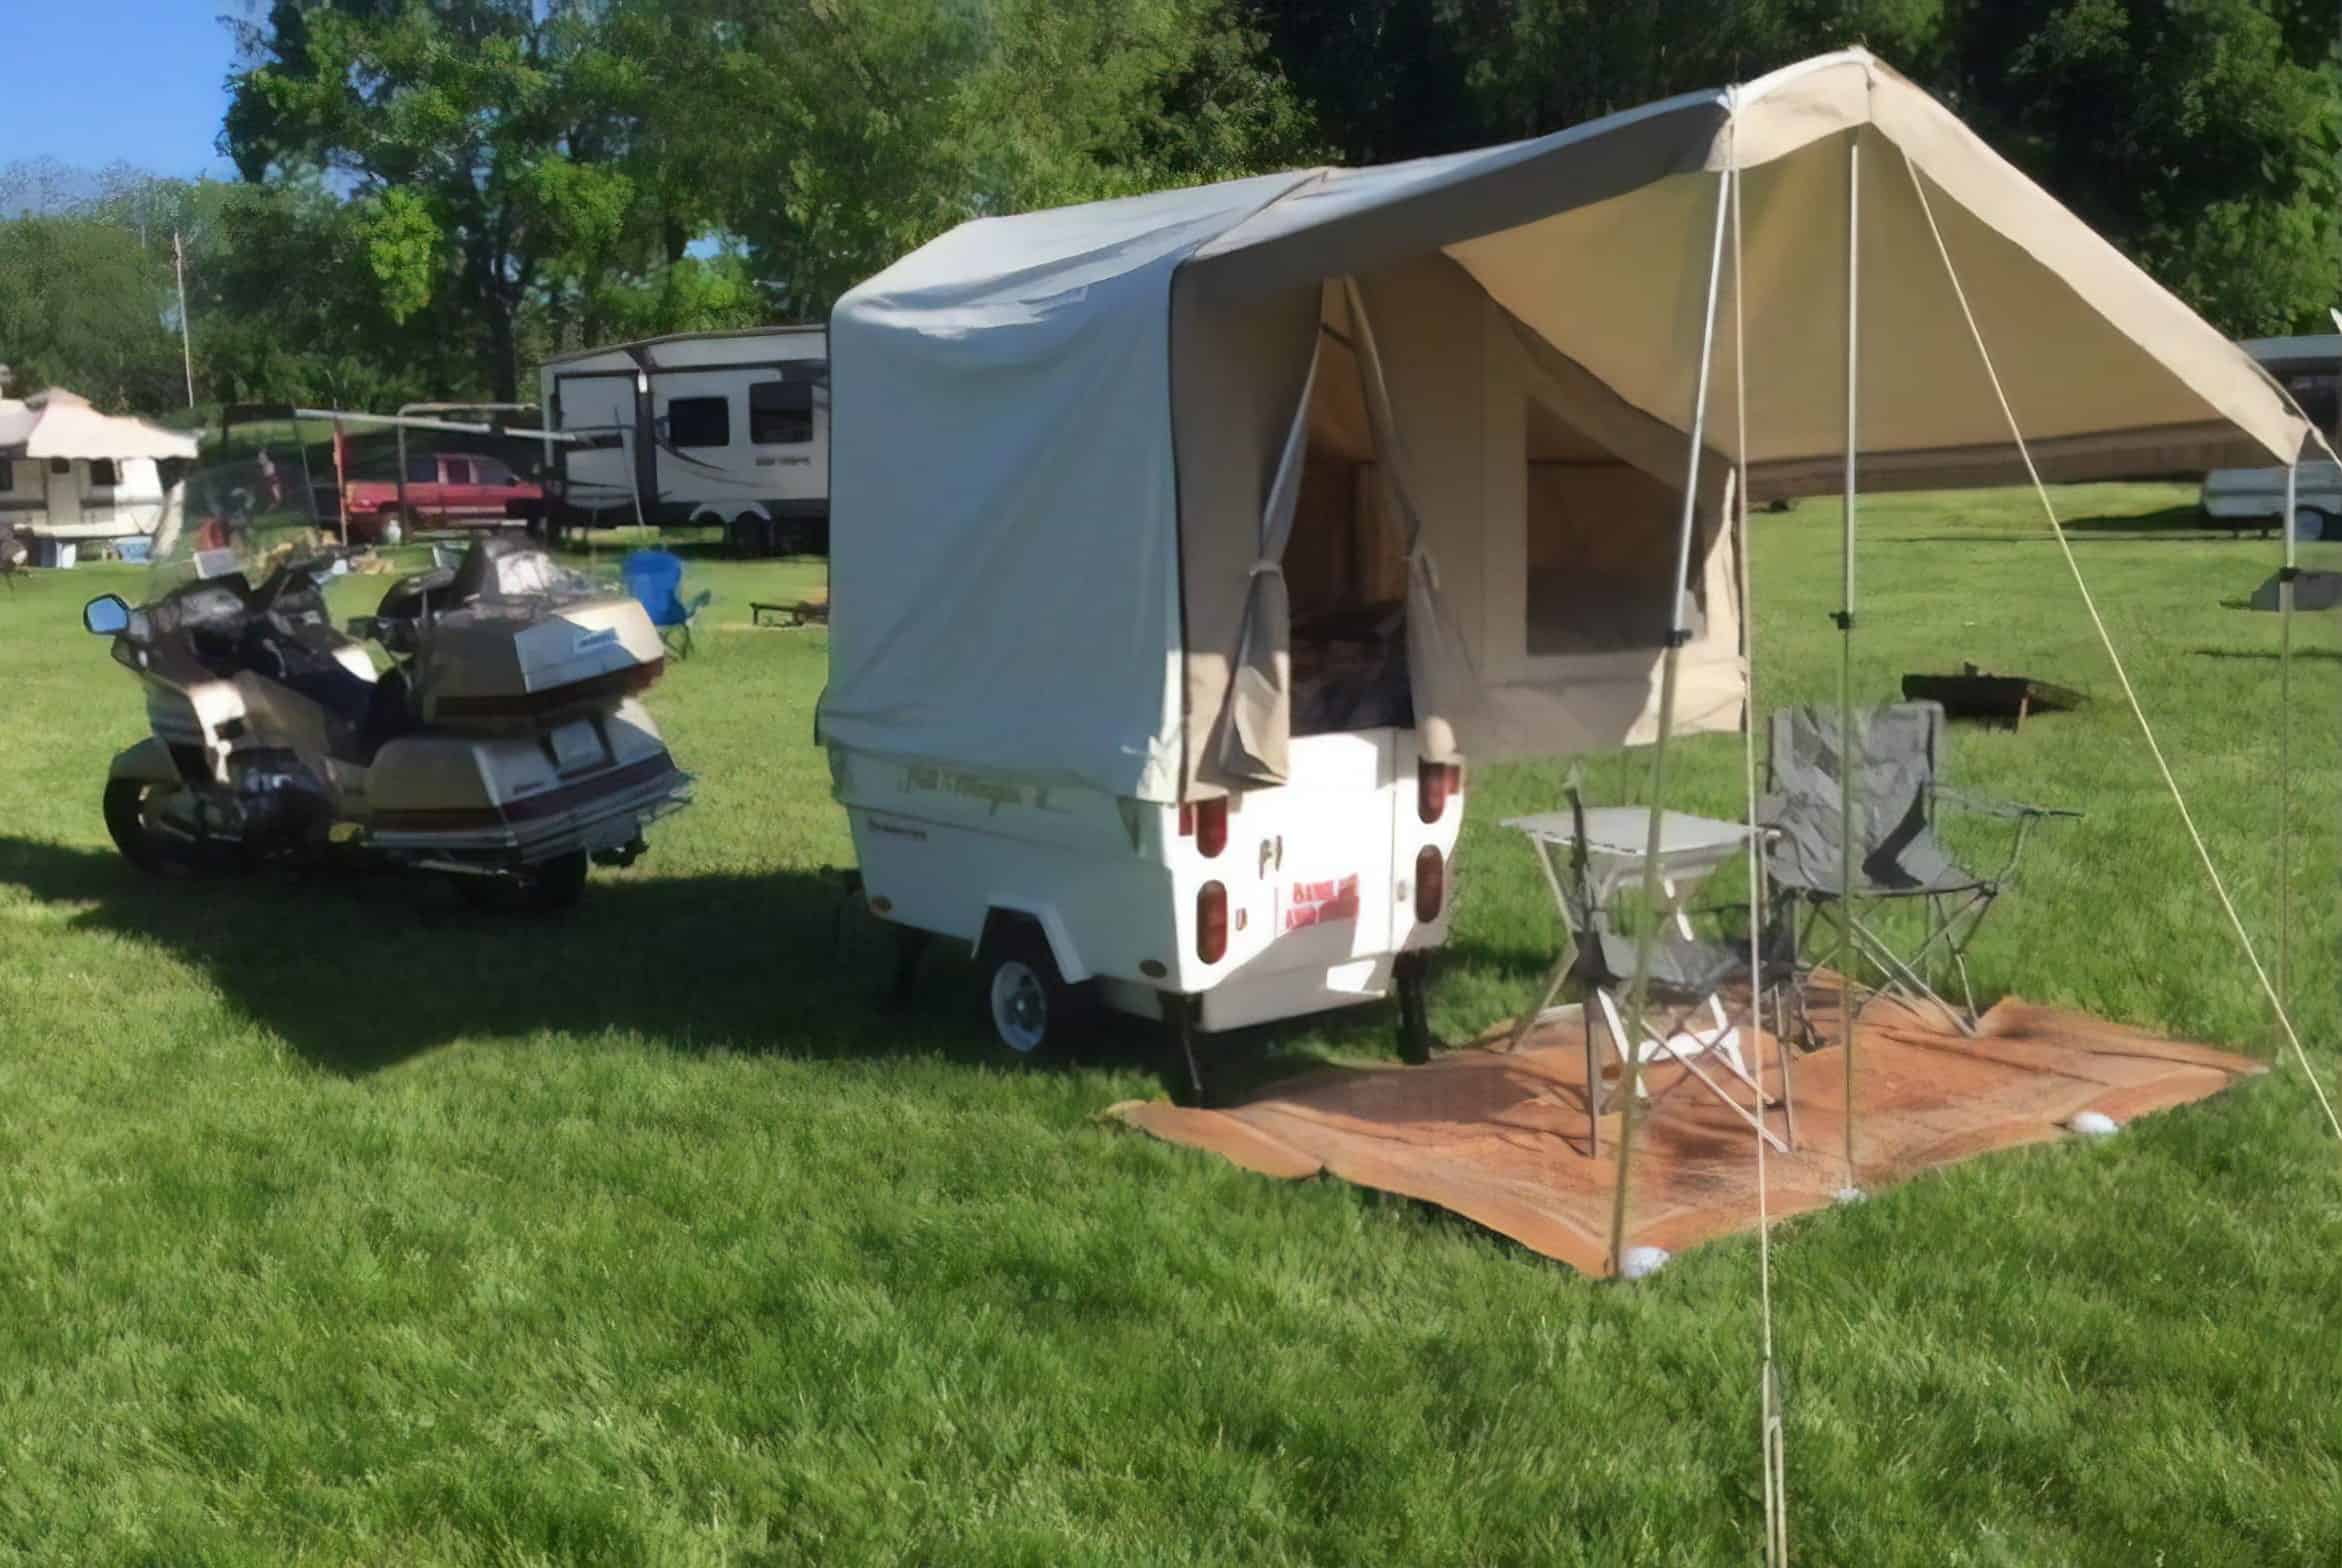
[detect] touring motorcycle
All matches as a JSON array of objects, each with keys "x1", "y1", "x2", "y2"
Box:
[{"x1": 82, "y1": 456, "x2": 691, "y2": 908}]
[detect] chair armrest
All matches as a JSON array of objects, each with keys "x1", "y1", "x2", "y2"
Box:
[{"x1": 1932, "y1": 785, "x2": 2082, "y2": 821}]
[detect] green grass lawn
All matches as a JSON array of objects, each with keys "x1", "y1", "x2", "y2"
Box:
[{"x1": 1, "y1": 494, "x2": 2338, "y2": 1565}]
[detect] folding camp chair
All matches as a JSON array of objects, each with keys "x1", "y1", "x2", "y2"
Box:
[
  {"x1": 622, "y1": 549, "x2": 712, "y2": 658},
  {"x1": 1544, "y1": 787, "x2": 1797, "y2": 1156},
  {"x1": 1761, "y1": 701, "x2": 2080, "y2": 1036},
  {"x1": 0, "y1": 521, "x2": 23, "y2": 589}
]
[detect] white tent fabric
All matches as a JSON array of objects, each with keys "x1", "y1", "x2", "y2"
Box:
[
  {"x1": 0, "y1": 390, "x2": 199, "y2": 461},
  {"x1": 820, "y1": 48, "x2": 2306, "y2": 805}
]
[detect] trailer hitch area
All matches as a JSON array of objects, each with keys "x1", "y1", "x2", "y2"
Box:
[{"x1": 591, "y1": 836, "x2": 648, "y2": 869}]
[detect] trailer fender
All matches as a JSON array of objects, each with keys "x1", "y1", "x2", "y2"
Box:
[
  {"x1": 975, "y1": 902, "x2": 1090, "y2": 985},
  {"x1": 108, "y1": 736, "x2": 183, "y2": 785}
]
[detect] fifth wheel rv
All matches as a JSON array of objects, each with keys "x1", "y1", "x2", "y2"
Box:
[{"x1": 537, "y1": 326, "x2": 830, "y2": 555}]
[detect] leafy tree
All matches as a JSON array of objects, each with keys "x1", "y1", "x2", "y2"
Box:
[
  {"x1": 225, "y1": 1, "x2": 711, "y2": 398},
  {"x1": 1950, "y1": 0, "x2": 2342, "y2": 336},
  {"x1": 0, "y1": 164, "x2": 186, "y2": 412},
  {"x1": 633, "y1": 0, "x2": 1320, "y2": 319}
]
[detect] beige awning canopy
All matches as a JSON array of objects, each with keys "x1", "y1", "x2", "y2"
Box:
[
  {"x1": 823, "y1": 49, "x2": 2307, "y2": 806},
  {"x1": 0, "y1": 389, "x2": 201, "y2": 462},
  {"x1": 1183, "y1": 49, "x2": 2307, "y2": 489}
]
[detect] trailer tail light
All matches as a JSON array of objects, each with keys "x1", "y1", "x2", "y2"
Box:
[
  {"x1": 1197, "y1": 881, "x2": 1228, "y2": 963},
  {"x1": 1179, "y1": 796, "x2": 1229, "y2": 859},
  {"x1": 1418, "y1": 760, "x2": 1463, "y2": 823},
  {"x1": 1415, "y1": 846, "x2": 1445, "y2": 923}
]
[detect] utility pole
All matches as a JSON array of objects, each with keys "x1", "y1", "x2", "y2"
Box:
[{"x1": 172, "y1": 229, "x2": 195, "y2": 410}]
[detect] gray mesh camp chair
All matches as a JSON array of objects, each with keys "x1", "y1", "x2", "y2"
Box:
[
  {"x1": 1557, "y1": 787, "x2": 1796, "y2": 1156},
  {"x1": 1761, "y1": 701, "x2": 2079, "y2": 1035}
]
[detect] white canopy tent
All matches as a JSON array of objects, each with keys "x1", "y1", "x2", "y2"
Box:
[
  {"x1": 822, "y1": 49, "x2": 2306, "y2": 809},
  {"x1": 0, "y1": 389, "x2": 199, "y2": 462}
]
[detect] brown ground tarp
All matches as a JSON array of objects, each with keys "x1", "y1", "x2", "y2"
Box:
[{"x1": 1110, "y1": 992, "x2": 2262, "y2": 1276}]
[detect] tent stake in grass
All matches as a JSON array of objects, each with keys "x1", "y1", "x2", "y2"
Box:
[{"x1": 1606, "y1": 166, "x2": 1733, "y2": 1277}]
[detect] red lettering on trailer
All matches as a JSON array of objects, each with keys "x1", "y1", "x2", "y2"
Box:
[{"x1": 1283, "y1": 874, "x2": 1360, "y2": 933}]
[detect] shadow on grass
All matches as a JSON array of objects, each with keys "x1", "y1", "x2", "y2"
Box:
[
  {"x1": 0, "y1": 837, "x2": 1356, "y2": 1097},
  {"x1": 1901, "y1": 505, "x2": 2268, "y2": 544},
  {"x1": 2188, "y1": 646, "x2": 2342, "y2": 662}
]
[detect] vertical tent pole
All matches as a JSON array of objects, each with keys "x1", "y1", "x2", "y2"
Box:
[
  {"x1": 2277, "y1": 458, "x2": 2296, "y2": 1027},
  {"x1": 1836, "y1": 132, "x2": 1862, "y2": 1192},
  {"x1": 1605, "y1": 166, "x2": 1734, "y2": 1277}
]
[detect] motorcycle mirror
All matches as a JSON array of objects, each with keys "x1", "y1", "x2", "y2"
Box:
[{"x1": 82, "y1": 594, "x2": 131, "y2": 637}]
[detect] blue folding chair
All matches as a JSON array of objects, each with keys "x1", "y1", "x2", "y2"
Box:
[{"x1": 622, "y1": 549, "x2": 711, "y2": 658}]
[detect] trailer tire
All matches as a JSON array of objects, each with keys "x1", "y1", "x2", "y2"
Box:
[{"x1": 981, "y1": 920, "x2": 1092, "y2": 1060}]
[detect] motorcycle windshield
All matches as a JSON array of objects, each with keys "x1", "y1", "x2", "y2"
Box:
[{"x1": 148, "y1": 447, "x2": 328, "y2": 597}]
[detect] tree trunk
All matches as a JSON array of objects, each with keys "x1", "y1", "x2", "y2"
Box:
[{"x1": 484, "y1": 291, "x2": 519, "y2": 403}]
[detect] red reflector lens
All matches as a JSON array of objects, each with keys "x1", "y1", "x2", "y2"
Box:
[
  {"x1": 1197, "y1": 881, "x2": 1228, "y2": 963},
  {"x1": 1415, "y1": 846, "x2": 1444, "y2": 923},
  {"x1": 1177, "y1": 801, "x2": 1195, "y2": 837},
  {"x1": 1195, "y1": 796, "x2": 1228, "y2": 859},
  {"x1": 1418, "y1": 760, "x2": 1462, "y2": 823}
]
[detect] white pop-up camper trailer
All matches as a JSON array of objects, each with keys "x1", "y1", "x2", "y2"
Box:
[
  {"x1": 819, "y1": 50, "x2": 2303, "y2": 1078},
  {"x1": 537, "y1": 326, "x2": 829, "y2": 555},
  {"x1": 0, "y1": 389, "x2": 197, "y2": 562}
]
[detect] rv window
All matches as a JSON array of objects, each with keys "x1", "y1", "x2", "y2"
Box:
[
  {"x1": 0, "y1": 463, "x2": 12, "y2": 492},
  {"x1": 406, "y1": 453, "x2": 437, "y2": 484},
  {"x1": 2280, "y1": 369, "x2": 2340, "y2": 436},
  {"x1": 750, "y1": 380, "x2": 815, "y2": 445},
  {"x1": 667, "y1": 396, "x2": 730, "y2": 449},
  {"x1": 87, "y1": 460, "x2": 118, "y2": 488}
]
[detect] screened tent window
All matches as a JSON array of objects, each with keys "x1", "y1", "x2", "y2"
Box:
[
  {"x1": 667, "y1": 396, "x2": 730, "y2": 449},
  {"x1": 1522, "y1": 396, "x2": 1701, "y2": 657},
  {"x1": 749, "y1": 379, "x2": 815, "y2": 445}
]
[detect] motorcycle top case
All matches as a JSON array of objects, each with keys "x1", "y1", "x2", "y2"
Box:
[{"x1": 412, "y1": 594, "x2": 666, "y2": 728}]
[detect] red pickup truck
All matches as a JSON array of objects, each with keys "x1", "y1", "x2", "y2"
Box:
[{"x1": 341, "y1": 452, "x2": 541, "y2": 545}]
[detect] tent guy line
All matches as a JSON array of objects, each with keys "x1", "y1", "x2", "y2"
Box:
[{"x1": 1899, "y1": 148, "x2": 2342, "y2": 1147}]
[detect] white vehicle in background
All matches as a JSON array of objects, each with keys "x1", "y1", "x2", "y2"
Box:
[
  {"x1": 536, "y1": 326, "x2": 829, "y2": 556},
  {"x1": 2200, "y1": 333, "x2": 2342, "y2": 538},
  {"x1": 0, "y1": 387, "x2": 197, "y2": 565}
]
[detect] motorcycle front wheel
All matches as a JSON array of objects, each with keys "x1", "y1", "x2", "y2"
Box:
[{"x1": 102, "y1": 779, "x2": 243, "y2": 878}]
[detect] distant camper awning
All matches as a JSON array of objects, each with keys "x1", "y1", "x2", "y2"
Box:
[
  {"x1": 823, "y1": 48, "x2": 2310, "y2": 804},
  {"x1": 0, "y1": 390, "x2": 199, "y2": 462}
]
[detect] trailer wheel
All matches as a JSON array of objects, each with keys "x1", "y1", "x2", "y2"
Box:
[{"x1": 982, "y1": 921, "x2": 1091, "y2": 1059}]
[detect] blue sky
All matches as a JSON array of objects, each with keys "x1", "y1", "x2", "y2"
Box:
[{"x1": 6, "y1": 3, "x2": 240, "y2": 177}]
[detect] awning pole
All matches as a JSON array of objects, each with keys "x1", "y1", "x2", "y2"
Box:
[
  {"x1": 1837, "y1": 133, "x2": 1862, "y2": 1193},
  {"x1": 1605, "y1": 166, "x2": 1733, "y2": 1277},
  {"x1": 2277, "y1": 458, "x2": 2296, "y2": 1030}
]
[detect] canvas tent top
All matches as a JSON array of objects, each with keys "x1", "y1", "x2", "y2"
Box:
[
  {"x1": 821, "y1": 48, "x2": 2308, "y2": 806},
  {"x1": 0, "y1": 389, "x2": 200, "y2": 462}
]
